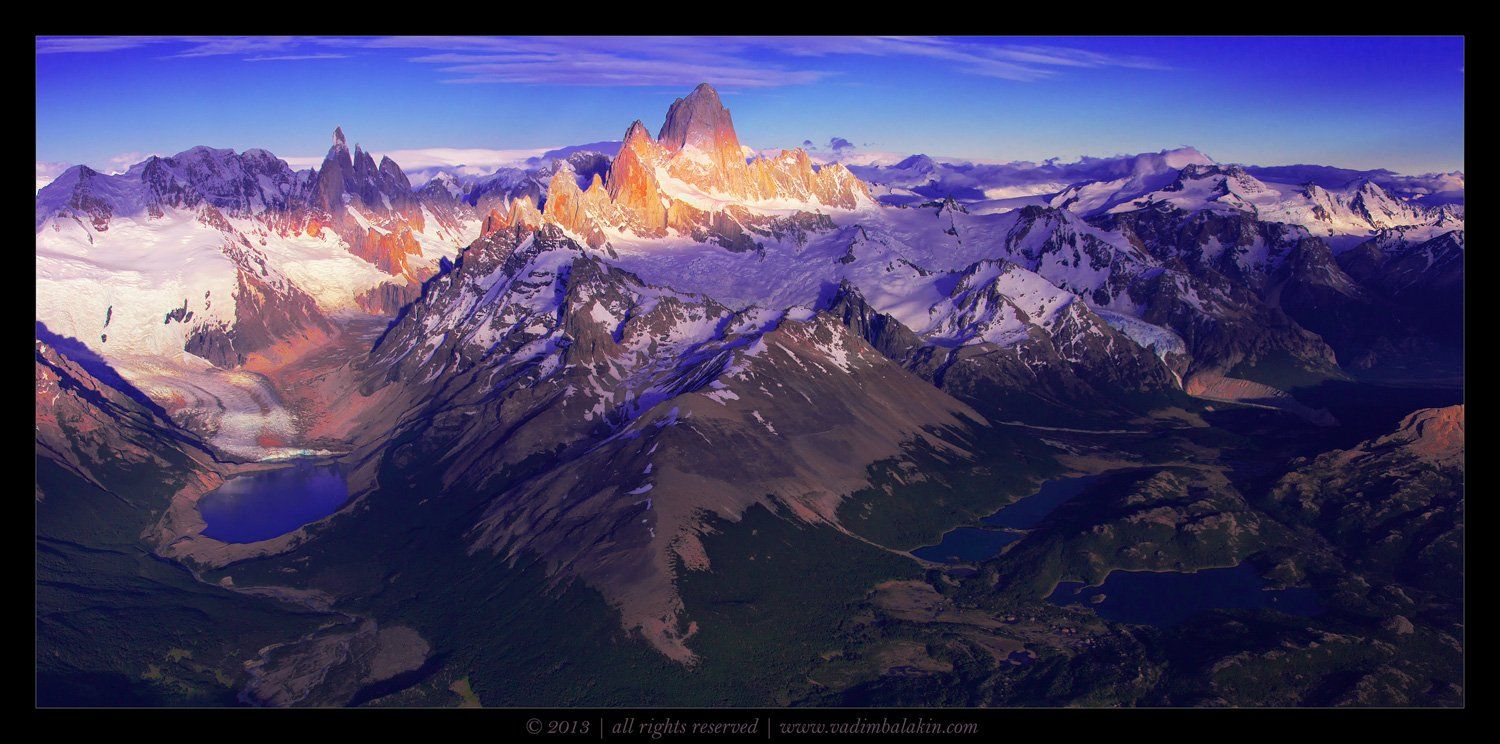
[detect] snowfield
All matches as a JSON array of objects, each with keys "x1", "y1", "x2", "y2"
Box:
[{"x1": 35, "y1": 136, "x2": 1462, "y2": 462}]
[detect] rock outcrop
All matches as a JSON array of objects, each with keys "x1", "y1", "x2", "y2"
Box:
[{"x1": 535, "y1": 83, "x2": 872, "y2": 249}]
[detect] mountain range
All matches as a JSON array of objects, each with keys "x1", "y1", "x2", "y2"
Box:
[{"x1": 36, "y1": 83, "x2": 1464, "y2": 707}]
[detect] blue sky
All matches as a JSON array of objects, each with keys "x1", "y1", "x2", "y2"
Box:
[{"x1": 36, "y1": 36, "x2": 1464, "y2": 180}]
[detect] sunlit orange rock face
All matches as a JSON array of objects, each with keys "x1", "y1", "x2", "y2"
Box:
[
  {"x1": 607, "y1": 121, "x2": 669, "y2": 235},
  {"x1": 482, "y1": 195, "x2": 544, "y2": 237},
  {"x1": 347, "y1": 227, "x2": 423, "y2": 278},
  {"x1": 657, "y1": 83, "x2": 756, "y2": 198},
  {"x1": 302, "y1": 127, "x2": 452, "y2": 300},
  {"x1": 226, "y1": 266, "x2": 334, "y2": 365},
  {"x1": 542, "y1": 165, "x2": 613, "y2": 247},
  {"x1": 533, "y1": 82, "x2": 872, "y2": 248},
  {"x1": 357, "y1": 282, "x2": 422, "y2": 315},
  {"x1": 749, "y1": 149, "x2": 870, "y2": 209}
]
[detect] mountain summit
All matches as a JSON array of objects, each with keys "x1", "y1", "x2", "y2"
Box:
[
  {"x1": 36, "y1": 71, "x2": 1467, "y2": 708},
  {"x1": 657, "y1": 83, "x2": 738, "y2": 155},
  {"x1": 656, "y1": 83, "x2": 751, "y2": 195},
  {"x1": 488, "y1": 83, "x2": 872, "y2": 249}
]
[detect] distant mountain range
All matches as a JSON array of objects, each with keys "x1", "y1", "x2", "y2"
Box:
[{"x1": 36, "y1": 83, "x2": 1464, "y2": 708}]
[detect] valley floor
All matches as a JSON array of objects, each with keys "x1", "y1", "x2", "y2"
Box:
[{"x1": 39, "y1": 363, "x2": 1462, "y2": 707}]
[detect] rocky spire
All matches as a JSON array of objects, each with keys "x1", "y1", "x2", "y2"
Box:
[
  {"x1": 656, "y1": 83, "x2": 754, "y2": 197},
  {"x1": 607, "y1": 120, "x2": 668, "y2": 235},
  {"x1": 378, "y1": 155, "x2": 411, "y2": 191},
  {"x1": 521, "y1": 83, "x2": 872, "y2": 244},
  {"x1": 315, "y1": 127, "x2": 357, "y2": 213},
  {"x1": 623, "y1": 119, "x2": 653, "y2": 148},
  {"x1": 657, "y1": 83, "x2": 739, "y2": 155},
  {"x1": 482, "y1": 195, "x2": 543, "y2": 236},
  {"x1": 543, "y1": 162, "x2": 611, "y2": 247}
]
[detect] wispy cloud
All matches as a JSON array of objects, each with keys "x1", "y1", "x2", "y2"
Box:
[
  {"x1": 369, "y1": 146, "x2": 552, "y2": 171},
  {"x1": 35, "y1": 36, "x2": 1168, "y2": 86},
  {"x1": 36, "y1": 36, "x2": 170, "y2": 54},
  {"x1": 35, "y1": 161, "x2": 70, "y2": 191},
  {"x1": 762, "y1": 36, "x2": 1168, "y2": 81},
  {"x1": 280, "y1": 147, "x2": 555, "y2": 179},
  {"x1": 105, "y1": 151, "x2": 158, "y2": 172},
  {"x1": 34, "y1": 152, "x2": 161, "y2": 190},
  {"x1": 245, "y1": 53, "x2": 351, "y2": 62},
  {"x1": 37, "y1": 36, "x2": 347, "y2": 61},
  {"x1": 373, "y1": 37, "x2": 831, "y2": 88}
]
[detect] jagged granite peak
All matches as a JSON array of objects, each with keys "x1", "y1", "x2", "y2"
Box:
[
  {"x1": 482, "y1": 195, "x2": 544, "y2": 236},
  {"x1": 521, "y1": 84, "x2": 872, "y2": 248},
  {"x1": 378, "y1": 154, "x2": 409, "y2": 185},
  {"x1": 314, "y1": 131, "x2": 357, "y2": 213},
  {"x1": 35, "y1": 84, "x2": 1461, "y2": 414},
  {"x1": 656, "y1": 83, "x2": 758, "y2": 198},
  {"x1": 657, "y1": 83, "x2": 737, "y2": 154},
  {"x1": 35, "y1": 73, "x2": 1468, "y2": 704},
  {"x1": 542, "y1": 161, "x2": 612, "y2": 247},
  {"x1": 607, "y1": 120, "x2": 669, "y2": 235},
  {"x1": 36, "y1": 125, "x2": 493, "y2": 362},
  {"x1": 623, "y1": 119, "x2": 653, "y2": 147}
]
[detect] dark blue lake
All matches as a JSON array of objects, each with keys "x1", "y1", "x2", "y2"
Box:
[
  {"x1": 913, "y1": 474, "x2": 1105, "y2": 565},
  {"x1": 198, "y1": 461, "x2": 350, "y2": 543},
  {"x1": 912, "y1": 527, "x2": 1024, "y2": 564},
  {"x1": 1047, "y1": 562, "x2": 1323, "y2": 627},
  {"x1": 982, "y1": 474, "x2": 1105, "y2": 529}
]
